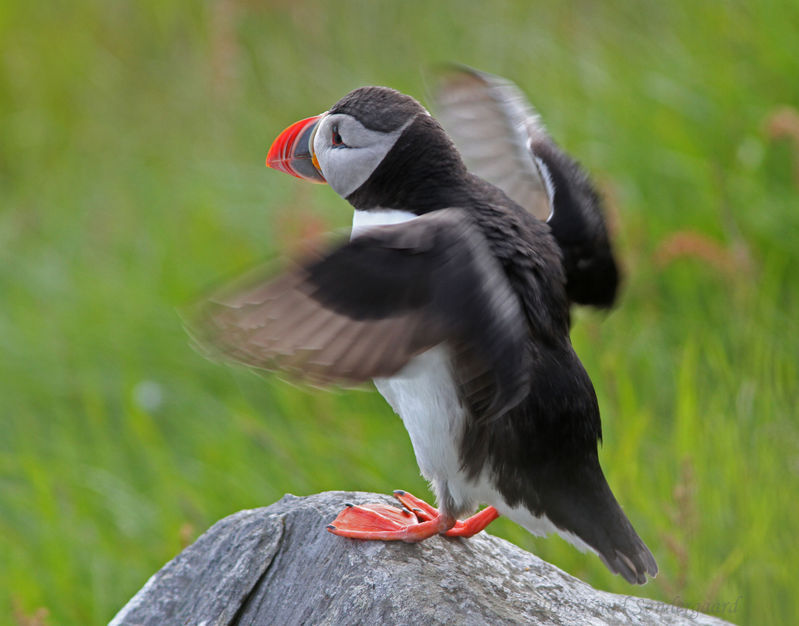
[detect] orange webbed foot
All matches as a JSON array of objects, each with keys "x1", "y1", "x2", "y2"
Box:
[
  {"x1": 327, "y1": 500, "x2": 450, "y2": 542},
  {"x1": 393, "y1": 490, "x2": 499, "y2": 537},
  {"x1": 326, "y1": 492, "x2": 500, "y2": 542}
]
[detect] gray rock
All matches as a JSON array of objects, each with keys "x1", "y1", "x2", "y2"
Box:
[{"x1": 111, "y1": 491, "x2": 730, "y2": 625}]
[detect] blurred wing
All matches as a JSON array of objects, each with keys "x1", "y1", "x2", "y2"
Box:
[
  {"x1": 436, "y1": 65, "x2": 620, "y2": 309},
  {"x1": 189, "y1": 270, "x2": 429, "y2": 384},
  {"x1": 434, "y1": 66, "x2": 553, "y2": 221},
  {"x1": 189, "y1": 209, "x2": 531, "y2": 419}
]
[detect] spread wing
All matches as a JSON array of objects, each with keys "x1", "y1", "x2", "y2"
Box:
[
  {"x1": 189, "y1": 208, "x2": 531, "y2": 420},
  {"x1": 433, "y1": 65, "x2": 554, "y2": 221},
  {"x1": 435, "y1": 66, "x2": 620, "y2": 308}
]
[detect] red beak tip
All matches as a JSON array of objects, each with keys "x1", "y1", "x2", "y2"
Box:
[{"x1": 265, "y1": 114, "x2": 326, "y2": 183}]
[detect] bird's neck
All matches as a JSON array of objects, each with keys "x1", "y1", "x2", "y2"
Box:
[{"x1": 345, "y1": 115, "x2": 471, "y2": 214}]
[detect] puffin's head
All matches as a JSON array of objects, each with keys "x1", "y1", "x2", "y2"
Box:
[{"x1": 267, "y1": 86, "x2": 464, "y2": 207}]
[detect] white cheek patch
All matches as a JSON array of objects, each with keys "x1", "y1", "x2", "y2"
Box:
[{"x1": 315, "y1": 116, "x2": 415, "y2": 199}]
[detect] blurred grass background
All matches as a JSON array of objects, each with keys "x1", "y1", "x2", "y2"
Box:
[{"x1": 1, "y1": 1, "x2": 798, "y2": 624}]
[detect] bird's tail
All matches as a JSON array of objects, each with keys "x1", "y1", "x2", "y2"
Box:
[{"x1": 528, "y1": 460, "x2": 658, "y2": 585}]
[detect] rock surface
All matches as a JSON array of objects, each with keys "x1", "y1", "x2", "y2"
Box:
[{"x1": 111, "y1": 491, "x2": 730, "y2": 625}]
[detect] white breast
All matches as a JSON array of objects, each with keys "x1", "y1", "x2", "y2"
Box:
[
  {"x1": 374, "y1": 346, "x2": 466, "y2": 486},
  {"x1": 351, "y1": 208, "x2": 417, "y2": 238}
]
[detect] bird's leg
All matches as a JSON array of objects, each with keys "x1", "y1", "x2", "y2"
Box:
[
  {"x1": 444, "y1": 505, "x2": 500, "y2": 537},
  {"x1": 326, "y1": 490, "x2": 500, "y2": 542},
  {"x1": 393, "y1": 490, "x2": 500, "y2": 538}
]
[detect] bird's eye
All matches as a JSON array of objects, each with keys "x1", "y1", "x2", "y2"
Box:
[{"x1": 331, "y1": 124, "x2": 344, "y2": 147}]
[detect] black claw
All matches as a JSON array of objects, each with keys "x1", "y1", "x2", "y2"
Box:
[
  {"x1": 413, "y1": 507, "x2": 423, "y2": 513},
  {"x1": 401, "y1": 507, "x2": 413, "y2": 515},
  {"x1": 344, "y1": 502, "x2": 354, "y2": 507},
  {"x1": 394, "y1": 489, "x2": 406, "y2": 496},
  {"x1": 327, "y1": 525, "x2": 336, "y2": 530}
]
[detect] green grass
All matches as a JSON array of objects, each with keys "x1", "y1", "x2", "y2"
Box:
[{"x1": 2, "y1": 1, "x2": 798, "y2": 624}]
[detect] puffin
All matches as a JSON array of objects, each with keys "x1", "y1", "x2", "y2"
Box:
[{"x1": 192, "y1": 67, "x2": 657, "y2": 584}]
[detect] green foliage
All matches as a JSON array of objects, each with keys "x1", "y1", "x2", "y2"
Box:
[{"x1": 1, "y1": 1, "x2": 797, "y2": 624}]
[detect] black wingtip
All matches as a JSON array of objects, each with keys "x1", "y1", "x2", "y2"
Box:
[
  {"x1": 564, "y1": 251, "x2": 620, "y2": 309},
  {"x1": 520, "y1": 121, "x2": 620, "y2": 311}
]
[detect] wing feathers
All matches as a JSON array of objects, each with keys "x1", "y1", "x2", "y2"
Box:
[
  {"x1": 434, "y1": 65, "x2": 620, "y2": 309},
  {"x1": 189, "y1": 209, "x2": 530, "y2": 415},
  {"x1": 434, "y1": 66, "x2": 552, "y2": 221}
]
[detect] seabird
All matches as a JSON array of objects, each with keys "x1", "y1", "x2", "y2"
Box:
[{"x1": 193, "y1": 67, "x2": 656, "y2": 584}]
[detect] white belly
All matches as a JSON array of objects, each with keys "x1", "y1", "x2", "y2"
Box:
[{"x1": 374, "y1": 346, "x2": 465, "y2": 484}]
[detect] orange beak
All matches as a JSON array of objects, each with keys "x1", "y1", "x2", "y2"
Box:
[{"x1": 266, "y1": 114, "x2": 326, "y2": 183}]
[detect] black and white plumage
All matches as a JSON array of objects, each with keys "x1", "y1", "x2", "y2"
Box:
[{"x1": 193, "y1": 68, "x2": 656, "y2": 584}]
